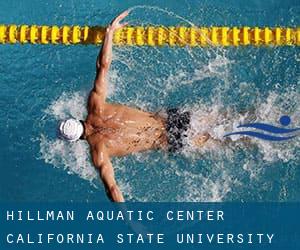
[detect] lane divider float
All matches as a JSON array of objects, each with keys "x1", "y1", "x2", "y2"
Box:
[{"x1": 0, "y1": 25, "x2": 299, "y2": 46}]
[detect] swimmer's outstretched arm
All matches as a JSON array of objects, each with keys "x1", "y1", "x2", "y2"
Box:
[
  {"x1": 92, "y1": 143, "x2": 125, "y2": 202},
  {"x1": 93, "y1": 11, "x2": 129, "y2": 101}
]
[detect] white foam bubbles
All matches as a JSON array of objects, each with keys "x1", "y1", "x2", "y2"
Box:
[
  {"x1": 39, "y1": 134, "x2": 97, "y2": 183},
  {"x1": 46, "y1": 91, "x2": 87, "y2": 120},
  {"x1": 181, "y1": 88, "x2": 300, "y2": 164},
  {"x1": 37, "y1": 84, "x2": 300, "y2": 202},
  {"x1": 39, "y1": 92, "x2": 98, "y2": 185},
  {"x1": 252, "y1": 90, "x2": 300, "y2": 162}
]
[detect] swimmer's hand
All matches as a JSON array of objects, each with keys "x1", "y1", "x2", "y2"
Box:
[{"x1": 107, "y1": 10, "x2": 129, "y2": 33}]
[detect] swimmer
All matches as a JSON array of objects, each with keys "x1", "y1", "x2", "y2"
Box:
[{"x1": 58, "y1": 11, "x2": 211, "y2": 202}]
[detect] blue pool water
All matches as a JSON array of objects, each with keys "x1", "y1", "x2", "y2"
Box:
[{"x1": 0, "y1": 0, "x2": 299, "y2": 202}]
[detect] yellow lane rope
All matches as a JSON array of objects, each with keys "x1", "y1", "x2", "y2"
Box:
[{"x1": 0, "y1": 25, "x2": 299, "y2": 46}]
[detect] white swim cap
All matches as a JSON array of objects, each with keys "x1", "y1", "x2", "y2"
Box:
[{"x1": 58, "y1": 118, "x2": 84, "y2": 142}]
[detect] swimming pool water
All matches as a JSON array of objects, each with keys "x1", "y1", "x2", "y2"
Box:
[{"x1": 0, "y1": 0, "x2": 299, "y2": 202}]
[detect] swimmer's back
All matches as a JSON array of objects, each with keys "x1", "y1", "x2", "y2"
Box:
[{"x1": 86, "y1": 102, "x2": 168, "y2": 156}]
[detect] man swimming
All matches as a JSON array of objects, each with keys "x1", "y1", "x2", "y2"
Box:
[{"x1": 58, "y1": 11, "x2": 210, "y2": 202}]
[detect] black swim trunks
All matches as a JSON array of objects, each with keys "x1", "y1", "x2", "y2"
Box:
[{"x1": 166, "y1": 108, "x2": 191, "y2": 153}]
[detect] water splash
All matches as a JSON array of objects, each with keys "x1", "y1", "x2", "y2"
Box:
[
  {"x1": 38, "y1": 88, "x2": 300, "y2": 202},
  {"x1": 37, "y1": 6, "x2": 299, "y2": 202},
  {"x1": 38, "y1": 92, "x2": 98, "y2": 186},
  {"x1": 39, "y1": 134, "x2": 98, "y2": 185}
]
